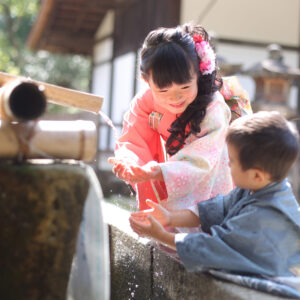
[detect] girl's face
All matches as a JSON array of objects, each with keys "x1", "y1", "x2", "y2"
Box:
[{"x1": 146, "y1": 71, "x2": 198, "y2": 114}]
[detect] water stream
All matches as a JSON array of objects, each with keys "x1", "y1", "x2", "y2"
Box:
[
  {"x1": 99, "y1": 110, "x2": 120, "y2": 148},
  {"x1": 99, "y1": 110, "x2": 142, "y2": 300},
  {"x1": 98, "y1": 110, "x2": 136, "y2": 205}
]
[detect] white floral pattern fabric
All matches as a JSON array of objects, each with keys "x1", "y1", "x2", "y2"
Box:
[{"x1": 160, "y1": 92, "x2": 234, "y2": 212}]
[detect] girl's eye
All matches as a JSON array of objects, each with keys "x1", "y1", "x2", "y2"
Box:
[
  {"x1": 182, "y1": 86, "x2": 190, "y2": 90},
  {"x1": 159, "y1": 90, "x2": 168, "y2": 93}
]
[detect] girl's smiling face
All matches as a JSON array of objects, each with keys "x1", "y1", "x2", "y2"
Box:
[{"x1": 146, "y1": 71, "x2": 198, "y2": 114}]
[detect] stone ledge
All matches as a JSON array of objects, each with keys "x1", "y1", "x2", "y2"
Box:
[{"x1": 103, "y1": 202, "x2": 288, "y2": 300}]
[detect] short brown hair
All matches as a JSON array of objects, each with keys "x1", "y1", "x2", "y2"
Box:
[{"x1": 226, "y1": 111, "x2": 299, "y2": 181}]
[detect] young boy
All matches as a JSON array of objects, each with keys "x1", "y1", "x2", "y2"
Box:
[{"x1": 129, "y1": 111, "x2": 300, "y2": 277}]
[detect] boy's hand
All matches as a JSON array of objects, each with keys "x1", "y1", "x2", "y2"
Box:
[
  {"x1": 130, "y1": 199, "x2": 171, "y2": 227},
  {"x1": 129, "y1": 214, "x2": 165, "y2": 240},
  {"x1": 108, "y1": 157, "x2": 163, "y2": 183}
]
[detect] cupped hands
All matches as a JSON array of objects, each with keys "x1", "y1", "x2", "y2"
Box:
[
  {"x1": 108, "y1": 157, "x2": 163, "y2": 183},
  {"x1": 130, "y1": 199, "x2": 170, "y2": 227}
]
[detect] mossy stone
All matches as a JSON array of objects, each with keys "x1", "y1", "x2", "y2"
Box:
[{"x1": 0, "y1": 162, "x2": 90, "y2": 300}]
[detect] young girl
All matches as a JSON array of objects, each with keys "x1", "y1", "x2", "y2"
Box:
[{"x1": 108, "y1": 23, "x2": 250, "y2": 215}]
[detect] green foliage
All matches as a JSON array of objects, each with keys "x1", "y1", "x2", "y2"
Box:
[{"x1": 0, "y1": 0, "x2": 92, "y2": 114}]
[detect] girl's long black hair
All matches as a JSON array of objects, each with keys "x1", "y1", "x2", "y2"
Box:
[{"x1": 140, "y1": 23, "x2": 222, "y2": 156}]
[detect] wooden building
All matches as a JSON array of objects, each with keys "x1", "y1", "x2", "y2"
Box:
[
  {"x1": 28, "y1": 0, "x2": 300, "y2": 171},
  {"x1": 28, "y1": 0, "x2": 180, "y2": 169}
]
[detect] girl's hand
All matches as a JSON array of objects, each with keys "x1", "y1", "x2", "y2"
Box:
[
  {"x1": 129, "y1": 214, "x2": 165, "y2": 240},
  {"x1": 107, "y1": 157, "x2": 135, "y2": 182},
  {"x1": 130, "y1": 199, "x2": 170, "y2": 227},
  {"x1": 108, "y1": 157, "x2": 163, "y2": 183},
  {"x1": 129, "y1": 161, "x2": 163, "y2": 183}
]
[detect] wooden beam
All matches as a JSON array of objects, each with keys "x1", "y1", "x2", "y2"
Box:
[
  {"x1": 42, "y1": 45, "x2": 92, "y2": 56},
  {"x1": 27, "y1": 0, "x2": 56, "y2": 50},
  {"x1": 72, "y1": 1, "x2": 96, "y2": 34},
  {"x1": 50, "y1": 19, "x2": 100, "y2": 32},
  {"x1": 58, "y1": 3, "x2": 108, "y2": 14},
  {"x1": 27, "y1": 0, "x2": 135, "y2": 54},
  {"x1": 39, "y1": 33, "x2": 94, "y2": 55}
]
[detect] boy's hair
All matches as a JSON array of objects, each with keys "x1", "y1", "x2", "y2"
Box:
[{"x1": 226, "y1": 111, "x2": 299, "y2": 181}]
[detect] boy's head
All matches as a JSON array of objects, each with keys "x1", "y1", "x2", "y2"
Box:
[{"x1": 226, "y1": 111, "x2": 299, "y2": 191}]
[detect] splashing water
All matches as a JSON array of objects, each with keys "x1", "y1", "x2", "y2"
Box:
[
  {"x1": 98, "y1": 110, "x2": 135, "y2": 197},
  {"x1": 99, "y1": 110, "x2": 120, "y2": 149}
]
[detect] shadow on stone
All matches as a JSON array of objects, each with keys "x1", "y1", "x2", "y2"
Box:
[{"x1": 96, "y1": 169, "x2": 133, "y2": 198}]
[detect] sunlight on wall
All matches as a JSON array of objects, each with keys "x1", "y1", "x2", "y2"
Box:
[{"x1": 111, "y1": 52, "x2": 136, "y2": 148}]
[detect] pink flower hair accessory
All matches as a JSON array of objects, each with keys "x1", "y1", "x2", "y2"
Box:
[{"x1": 193, "y1": 34, "x2": 216, "y2": 75}]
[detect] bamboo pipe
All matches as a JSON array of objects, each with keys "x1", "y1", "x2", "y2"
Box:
[
  {"x1": 0, "y1": 120, "x2": 97, "y2": 162},
  {"x1": 0, "y1": 72, "x2": 103, "y2": 114},
  {"x1": 0, "y1": 79, "x2": 47, "y2": 121}
]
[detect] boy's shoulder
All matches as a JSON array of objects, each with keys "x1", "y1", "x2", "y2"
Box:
[
  {"x1": 254, "y1": 179, "x2": 295, "y2": 201},
  {"x1": 228, "y1": 180, "x2": 297, "y2": 213},
  {"x1": 243, "y1": 180, "x2": 300, "y2": 225},
  {"x1": 241, "y1": 180, "x2": 294, "y2": 205}
]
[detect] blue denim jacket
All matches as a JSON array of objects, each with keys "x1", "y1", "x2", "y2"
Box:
[{"x1": 175, "y1": 179, "x2": 300, "y2": 277}]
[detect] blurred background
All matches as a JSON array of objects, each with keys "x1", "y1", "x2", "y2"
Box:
[{"x1": 2, "y1": 0, "x2": 300, "y2": 200}]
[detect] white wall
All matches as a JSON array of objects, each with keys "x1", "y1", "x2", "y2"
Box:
[
  {"x1": 135, "y1": 50, "x2": 148, "y2": 93},
  {"x1": 92, "y1": 11, "x2": 115, "y2": 155},
  {"x1": 180, "y1": 0, "x2": 300, "y2": 46},
  {"x1": 95, "y1": 10, "x2": 114, "y2": 39},
  {"x1": 92, "y1": 63, "x2": 112, "y2": 150},
  {"x1": 94, "y1": 39, "x2": 114, "y2": 65},
  {"x1": 111, "y1": 52, "x2": 136, "y2": 148}
]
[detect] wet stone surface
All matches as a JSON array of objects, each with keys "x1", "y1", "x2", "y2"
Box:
[
  {"x1": 105, "y1": 202, "x2": 287, "y2": 300},
  {"x1": 152, "y1": 245, "x2": 243, "y2": 300},
  {"x1": 110, "y1": 225, "x2": 152, "y2": 300}
]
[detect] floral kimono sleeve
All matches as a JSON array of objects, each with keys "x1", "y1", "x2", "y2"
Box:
[
  {"x1": 220, "y1": 76, "x2": 252, "y2": 122},
  {"x1": 159, "y1": 93, "x2": 231, "y2": 201}
]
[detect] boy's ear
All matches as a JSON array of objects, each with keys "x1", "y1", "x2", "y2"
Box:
[{"x1": 251, "y1": 168, "x2": 269, "y2": 183}]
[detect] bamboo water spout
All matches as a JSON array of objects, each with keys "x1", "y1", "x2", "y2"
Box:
[
  {"x1": 0, "y1": 79, "x2": 47, "y2": 121},
  {"x1": 0, "y1": 72, "x2": 101, "y2": 162},
  {"x1": 0, "y1": 72, "x2": 103, "y2": 114},
  {"x1": 0, "y1": 120, "x2": 97, "y2": 162}
]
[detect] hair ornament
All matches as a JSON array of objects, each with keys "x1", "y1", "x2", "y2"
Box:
[{"x1": 193, "y1": 34, "x2": 216, "y2": 75}]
